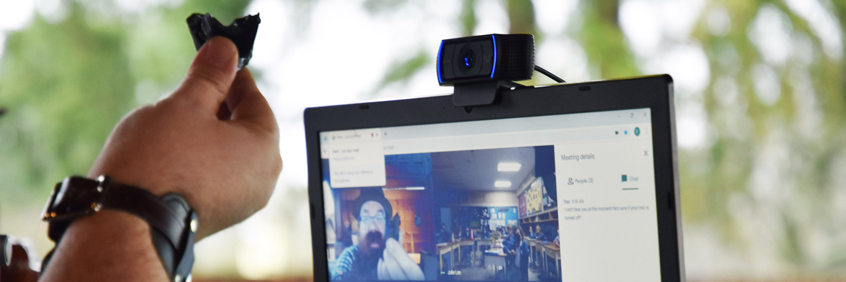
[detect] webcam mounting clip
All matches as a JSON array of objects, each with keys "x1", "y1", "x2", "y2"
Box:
[{"x1": 452, "y1": 80, "x2": 525, "y2": 107}]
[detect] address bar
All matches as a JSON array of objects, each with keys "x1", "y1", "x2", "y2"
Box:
[{"x1": 382, "y1": 124, "x2": 648, "y2": 155}]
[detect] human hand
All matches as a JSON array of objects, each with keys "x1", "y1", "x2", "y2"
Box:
[
  {"x1": 377, "y1": 238, "x2": 424, "y2": 280},
  {"x1": 87, "y1": 36, "x2": 281, "y2": 240}
]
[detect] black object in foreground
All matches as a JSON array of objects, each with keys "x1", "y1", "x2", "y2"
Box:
[{"x1": 187, "y1": 13, "x2": 260, "y2": 70}]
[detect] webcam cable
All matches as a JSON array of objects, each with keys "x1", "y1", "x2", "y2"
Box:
[{"x1": 534, "y1": 65, "x2": 565, "y2": 83}]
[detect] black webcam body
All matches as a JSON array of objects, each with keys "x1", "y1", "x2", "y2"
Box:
[{"x1": 437, "y1": 34, "x2": 534, "y2": 86}]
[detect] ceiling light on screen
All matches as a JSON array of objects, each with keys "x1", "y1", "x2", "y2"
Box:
[
  {"x1": 498, "y1": 162, "x2": 522, "y2": 172},
  {"x1": 384, "y1": 186, "x2": 426, "y2": 190},
  {"x1": 495, "y1": 180, "x2": 512, "y2": 188}
]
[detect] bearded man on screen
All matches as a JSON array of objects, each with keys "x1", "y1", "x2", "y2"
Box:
[{"x1": 332, "y1": 189, "x2": 424, "y2": 281}]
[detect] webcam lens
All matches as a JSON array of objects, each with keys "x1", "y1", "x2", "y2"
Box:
[{"x1": 460, "y1": 49, "x2": 476, "y2": 70}]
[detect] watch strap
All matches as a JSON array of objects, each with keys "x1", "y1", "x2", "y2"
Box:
[
  {"x1": 174, "y1": 212, "x2": 197, "y2": 282},
  {"x1": 148, "y1": 194, "x2": 196, "y2": 280},
  {"x1": 100, "y1": 183, "x2": 190, "y2": 249},
  {"x1": 41, "y1": 176, "x2": 196, "y2": 282},
  {"x1": 151, "y1": 215, "x2": 197, "y2": 282}
]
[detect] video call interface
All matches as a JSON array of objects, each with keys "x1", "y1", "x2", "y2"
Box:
[{"x1": 320, "y1": 109, "x2": 663, "y2": 282}]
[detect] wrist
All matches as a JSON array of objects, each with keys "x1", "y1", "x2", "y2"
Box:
[
  {"x1": 88, "y1": 161, "x2": 177, "y2": 197},
  {"x1": 68, "y1": 209, "x2": 149, "y2": 239},
  {"x1": 41, "y1": 175, "x2": 198, "y2": 281},
  {"x1": 41, "y1": 210, "x2": 168, "y2": 281},
  {"x1": 88, "y1": 165, "x2": 210, "y2": 238}
]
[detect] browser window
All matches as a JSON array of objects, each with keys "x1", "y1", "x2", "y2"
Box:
[{"x1": 319, "y1": 108, "x2": 661, "y2": 282}]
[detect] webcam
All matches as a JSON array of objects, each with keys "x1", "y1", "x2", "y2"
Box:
[
  {"x1": 437, "y1": 33, "x2": 563, "y2": 107},
  {"x1": 437, "y1": 34, "x2": 534, "y2": 86}
]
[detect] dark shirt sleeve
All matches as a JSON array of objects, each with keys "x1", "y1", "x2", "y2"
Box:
[
  {"x1": 332, "y1": 246, "x2": 357, "y2": 281},
  {"x1": 504, "y1": 235, "x2": 515, "y2": 250}
]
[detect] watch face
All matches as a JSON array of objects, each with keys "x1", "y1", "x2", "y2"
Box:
[{"x1": 43, "y1": 176, "x2": 102, "y2": 221}]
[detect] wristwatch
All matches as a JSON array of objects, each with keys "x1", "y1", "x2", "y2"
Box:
[{"x1": 41, "y1": 175, "x2": 197, "y2": 282}]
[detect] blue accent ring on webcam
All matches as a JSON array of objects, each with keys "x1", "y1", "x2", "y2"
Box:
[
  {"x1": 437, "y1": 40, "x2": 444, "y2": 84},
  {"x1": 490, "y1": 34, "x2": 497, "y2": 78}
]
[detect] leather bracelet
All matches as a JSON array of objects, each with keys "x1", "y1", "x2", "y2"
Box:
[{"x1": 41, "y1": 176, "x2": 197, "y2": 282}]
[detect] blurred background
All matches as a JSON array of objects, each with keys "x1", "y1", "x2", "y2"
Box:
[{"x1": 1, "y1": 0, "x2": 845, "y2": 281}]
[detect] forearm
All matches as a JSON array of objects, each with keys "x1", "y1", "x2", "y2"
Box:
[{"x1": 39, "y1": 210, "x2": 168, "y2": 281}]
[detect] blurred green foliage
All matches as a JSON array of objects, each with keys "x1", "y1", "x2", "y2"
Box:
[{"x1": 0, "y1": 0, "x2": 250, "y2": 204}]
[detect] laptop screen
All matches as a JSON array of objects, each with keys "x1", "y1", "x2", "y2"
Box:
[{"x1": 318, "y1": 108, "x2": 661, "y2": 281}]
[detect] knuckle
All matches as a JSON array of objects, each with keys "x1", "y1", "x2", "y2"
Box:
[
  {"x1": 273, "y1": 154, "x2": 283, "y2": 175},
  {"x1": 114, "y1": 105, "x2": 155, "y2": 131},
  {"x1": 158, "y1": 93, "x2": 203, "y2": 113},
  {"x1": 170, "y1": 94, "x2": 206, "y2": 112},
  {"x1": 255, "y1": 194, "x2": 271, "y2": 211},
  {"x1": 187, "y1": 67, "x2": 230, "y2": 94},
  {"x1": 127, "y1": 104, "x2": 156, "y2": 118}
]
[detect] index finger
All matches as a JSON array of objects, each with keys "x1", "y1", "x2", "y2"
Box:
[
  {"x1": 381, "y1": 247, "x2": 408, "y2": 280},
  {"x1": 385, "y1": 239, "x2": 422, "y2": 276},
  {"x1": 225, "y1": 68, "x2": 278, "y2": 137},
  {"x1": 385, "y1": 239, "x2": 410, "y2": 263},
  {"x1": 377, "y1": 258, "x2": 389, "y2": 280}
]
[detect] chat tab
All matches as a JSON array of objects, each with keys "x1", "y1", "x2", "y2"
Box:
[{"x1": 324, "y1": 129, "x2": 387, "y2": 188}]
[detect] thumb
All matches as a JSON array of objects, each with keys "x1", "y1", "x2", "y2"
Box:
[{"x1": 172, "y1": 36, "x2": 239, "y2": 113}]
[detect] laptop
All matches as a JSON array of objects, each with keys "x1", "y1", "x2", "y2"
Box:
[{"x1": 304, "y1": 74, "x2": 684, "y2": 282}]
